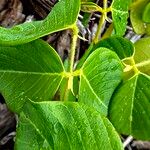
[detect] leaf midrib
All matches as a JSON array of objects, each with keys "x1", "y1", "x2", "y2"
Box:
[
  {"x1": 81, "y1": 72, "x2": 107, "y2": 109},
  {"x1": 136, "y1": 59, "x2": 150, "y2": 68},
  {"x1": 112, "y1": 8, "x2": 128, "y2": 14},
  {"x1": 0, "y1": 70, "x2": 63, "y2": 76},
  {"x1": 130, "y1": 75, "x2": 138, "y2": 134},
  {"x1": 21, "y1": 113, "x2": 52, "y2": 149}
]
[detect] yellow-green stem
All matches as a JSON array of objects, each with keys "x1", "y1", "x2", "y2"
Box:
[
  {"x1": 69, "y1": 25, "x2": 79, "y2": 72},
  {"x1": 93, "y1": 13, "x2": 105, "y2": 44},
  {"x1": 62, "y1": 25, "x2": 78, "y2": 101},
  {"x1": 93, "y1": 0, "x2": 109, "y2": 44},
  {"x1": 123, "y1": 57, "x2": 139, "y2": 74},
  {"x1": 130, "y1": 57, "x2": 139, "y2": 74}
]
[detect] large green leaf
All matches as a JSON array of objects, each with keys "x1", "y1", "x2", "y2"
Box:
[
  {"x1": 112, "y1": 0, "x2": 131, "y2": 36},
  {"x1": 19, "y1": 101, "x2": 123, "y2": 150},
  {"x1": 130, "y1": 0, "x2": 150, "y2": 35},
  {"x1": 79, "y1": 48, "x2": 123, "y2": 115},
  {"x1": 109, "y1": 73, "x2": 150, "y2": 140},
  {"x1": 0, "y1": 40, "x2": 64, "y2": 112},
  {"x1": 134, "y1": 37, "x2": 150, "y2": 75},
  {"x1": 109, "y1": 37, "x2": 150, "y2": 140},
  {"x1": 0, "y1": 0, "x2": 80, "y2": 45},
  {"x1": 15, "y1": 113, "x2": 49, "y2": 150}
]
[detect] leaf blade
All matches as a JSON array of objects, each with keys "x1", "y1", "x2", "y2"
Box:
[
  {"x1": 0, "y1": 40, "x2": 64, "y2": 112},
  {"x1": 112, "y1": 0, "x2": 131, "y2": 36},
  {"x1": 77, "y1": 36, "x2": 134, "y2": 69},
  {"x1": 79, "y1": 48, "x2": 123, "y2": 115},
  {"x1": 109, "y1": 73, "x2": 150, "y2": 140},
  {"x1": 15, "y1": 113, "x2": 50, "y2": 150},
  {"x1": 0, "y1": 0, "x2": 80, "y2": 45},
  {"x1": 21, "y1": 101, "x2": 123, "y2": 150},
  {"x1": 130, "y1": 0, "x2": 150, "y2": 35},
  {"x1": 134, "y1": 37, "x2": 150, "y2": 75}
]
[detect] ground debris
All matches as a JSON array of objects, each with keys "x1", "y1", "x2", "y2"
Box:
[
  {"x1": 0, "y1": 0, "x2": 25, "y2": 27},
  {"x1": 0, "y1": 97, "x2": 16, "y2": 150},
  {"x1": 132, "y1": 140, "x2": 150, "y2": 150}
]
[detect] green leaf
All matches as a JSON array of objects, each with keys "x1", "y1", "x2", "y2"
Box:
[
  {"x1": 134, "y1": 37, "x2": 150, "y2": 75},
  {"x1": 130, "y1": 0, "x2": 150, "y2": 35},
  {"x1": 21, "y1": 101, "x2": 123, "y2": 150},
  {"x1": 93, "y1": 36, "x2": 134, "y2": 59},
  {"x1": 112, "y1": 0, "x2": 131, "y2": 36},
  {"x1": 80, "y1": 0, "x2": 95, "y2": 27},
  {"x1": 81, "y1": 2, "x2": 102, "y2": 13},
  {"x1": 0, "y1": 40, "x2": 64, "y2": 112},
  {"x1": 109, "y1": 73, "x2": 150, "y2": 140},
  {"x1": 79, "y1": 48, "x2": 123, "y2": 115},
  {"x1": 15, "y1": 113, "x2": 49, "y2": 150},
  {"x1": 142, "y1": 2, "x2": 150, "y2": 23},
  {"x1": 109, "y1": 36, "x2": 150, "y2": 140},
  {"x1": 77, "y1": 36, "x2": 133, "y2": 69},
  {"x1": 0, "y1": 0, "x2": 80, "y2": 45}
]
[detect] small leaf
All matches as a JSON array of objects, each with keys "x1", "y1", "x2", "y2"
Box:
[
  {"x1": 21, "y1": 101, "x2": 123, "y2": 150},
  {"x1": 81, "y1": 0, "x2": 96, "y2": 27},
  {"x1": 79, "y1": 48, "x2": 123, "y2": 115},
  {"x1": 142, "y1": 2, "x2": 150, "y2": 23},
  {"x1": 112, "y1": 0, "x2": 131, "y2": 36},
  {"x1": 0, "y1": 0, "x2": 80, "y2": 45},
  {"x1": 130, "y1": 0, "x2": 150, "y2": 35},
  {"x1": 81, "y1": 2, "x2": 102, "y2": 13},
  {"x1": 134, "y1": 37, "x2": 150, "y2": 75},
  {"x1": 0, "y1": 40, "x2": 64, "y2": 112},
  {"x1": 109, "y1": 73, "x2": 150, "y2": 140}
]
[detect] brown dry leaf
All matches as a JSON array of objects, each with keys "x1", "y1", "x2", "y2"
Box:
[{"x1": 0, "y1": 0, "x2": 25, "y2": 27}]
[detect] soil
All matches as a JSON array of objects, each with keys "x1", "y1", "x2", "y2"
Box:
[{"x1": 0, "y1": 0, "x2": 150, "y2": 150}]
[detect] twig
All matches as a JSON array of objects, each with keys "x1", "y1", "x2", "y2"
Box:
[{"x1": 123, "y1": 136, "x2": 133, "y2": 148}]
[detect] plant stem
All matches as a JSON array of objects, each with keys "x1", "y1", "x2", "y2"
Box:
[
  {"x1": 130, "y1": 57, "x2": 139, "y2": 74},
  {"x1": 123, "y1": 57, "x2": 140, "y2": 74},
  {"x1": 93, "y1": 13, "x2": 105, "y2": 44},
  {"x1": 69, "y1": 25, "x2": 79, "y2": 72},
  {"x1": 61, "y1": 25, "x2": 78, "y2": 102},
  {"x1": 93, "y1": 0, "x2": 108, "y2": 44}
]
